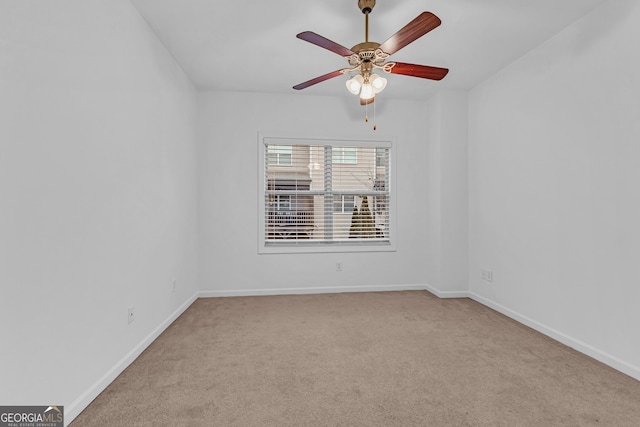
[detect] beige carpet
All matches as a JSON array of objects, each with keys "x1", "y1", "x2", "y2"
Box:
[{"x1": 71, "y1": 291, "x2": 640, "y2": 426}]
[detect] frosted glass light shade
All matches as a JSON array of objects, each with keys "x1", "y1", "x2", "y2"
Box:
[
  {"x1": 360, "y1": 83, "x2": 374, "y2": 100},
  {"x1": 370, "y1": 73, "x2": 387, "y2": 93},
  {"x1": 346, "y1": 75, "x2": 364, "y2": 95}
]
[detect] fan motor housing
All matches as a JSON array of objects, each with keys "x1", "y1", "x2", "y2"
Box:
[
  {"x1": 358, "y1": 0, "x2": 376, "y2": 14},
  {"x1": 351, "y1": 41, "x2": 381, "y2": 63},
  {"x1": 351, "y1": 41, "x2": 380, "y2": 53}
]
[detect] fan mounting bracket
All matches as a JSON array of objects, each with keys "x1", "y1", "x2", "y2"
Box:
[{"x1": 358, "y1": 0, "x2": 376, "y2": 14}]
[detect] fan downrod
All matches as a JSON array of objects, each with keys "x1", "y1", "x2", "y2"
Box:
[{"x1": 358, "y1": 0, "x2": 375, "y2": 14}]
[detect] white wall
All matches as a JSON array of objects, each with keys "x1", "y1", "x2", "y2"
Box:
[
  {"x1": 0, "y1": 0, "x2": 199, "y2": 421},
  {"x1": 425, "y1": 91, "x2": 468, "y2": 296},
  {"x1": 198, "y1": 91, "x2": 432, "y2": 294},
  {"x1": 468, "y1": 0, "x2": 640, "y2": 380}
]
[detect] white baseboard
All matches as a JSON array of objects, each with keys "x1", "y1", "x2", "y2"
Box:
[
  {"x1": 64, "y1": 293, "x2": 199, "y2": 426},
  {"x1": 424, "y1": 284, "x2": 470, "y2": 299},
  {"x1": 469, "y1": 291, "x2": 640, "y2": 382},
  {"x1": 198, "y1": 284, "x2": 429, "y2": 298}
]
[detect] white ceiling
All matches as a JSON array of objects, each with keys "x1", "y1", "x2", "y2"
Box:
[{"x1": 130, "y1": 0, "x2": 608, "y2": 100}]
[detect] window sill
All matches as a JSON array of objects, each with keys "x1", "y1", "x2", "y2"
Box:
[{"x1": 259, "y1": 240, "x2": 396, "y2": 254}]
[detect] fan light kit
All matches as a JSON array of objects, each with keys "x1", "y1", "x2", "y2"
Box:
[{"x1": 293, "y1": 0, "x2": 449, "y2": 129}]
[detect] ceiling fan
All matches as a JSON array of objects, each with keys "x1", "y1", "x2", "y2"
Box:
[{"x1": 293, "y1": 0, "x2": 449, "y2": 106}]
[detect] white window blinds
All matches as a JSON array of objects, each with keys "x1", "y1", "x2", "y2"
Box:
[{"x1": 261, "y1": 138, "x2": 391, "y2": 250}]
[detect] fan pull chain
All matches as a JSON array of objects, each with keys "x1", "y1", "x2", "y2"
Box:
[
  {"x1": 365, "y1": 97, "x2": 369, "y2": 122},
  {"x1": 373, "y1": 97, "x2": 377, "y2": 130}
]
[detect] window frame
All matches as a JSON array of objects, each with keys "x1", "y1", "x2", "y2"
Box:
[{"x1": 258, "y1": 134, "x2": 396, "y2": 254}]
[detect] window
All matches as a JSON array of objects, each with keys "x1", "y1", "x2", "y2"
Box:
[
  {"x1": 332, "y1": 147, "x2": 357, "y2": 164},
  {"x1": 333, "y1": 195, "x2": 355, "y2": 213},
  {"x1": 376, "y1": 148, "x2": 386, "y2": 167},
  {"x1": 259, "y1": 136, "x2": 394, "y2": 253},
  {"x1": 272, "y1": 195, "x2": 291, "y2": 211},
  {"x1": 267, "y1": 145, "x2": 292, "y2": 166}
]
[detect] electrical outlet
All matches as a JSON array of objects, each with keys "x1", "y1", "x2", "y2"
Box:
[
  {"x1": 128, "y1": 306, "x2": 135, "y2": 324},
  {"x1": 481, "y1": 269, "x2": 494, "y2": 283},
  {"x1": 172, "y1": 279, "x2": 177, "y2": 293},
  {"x1": 336, "y1": 262, "x2": 343, "y2": 271}
]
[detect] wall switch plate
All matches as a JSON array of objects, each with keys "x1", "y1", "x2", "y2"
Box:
[
  {"x1": 128, "y1": 306, "x2": 135, "y2": 324},
  {"x1": 336, "y1": 262, "x2": 343, "y2": 271}
]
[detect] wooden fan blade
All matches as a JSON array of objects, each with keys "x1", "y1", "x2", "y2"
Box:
[
  {"x1": 297, "y1": 31, "x2": 355, "y2": 57},
  {"x1": 379, "y1": 12, "x2": 441, "y2": 55},
  {"x1": 385, "y1": 62, "x2": 449, "y2": 80},
  {"x1": 293, "y1": 69, "x2": 346, "y2": 90}
]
